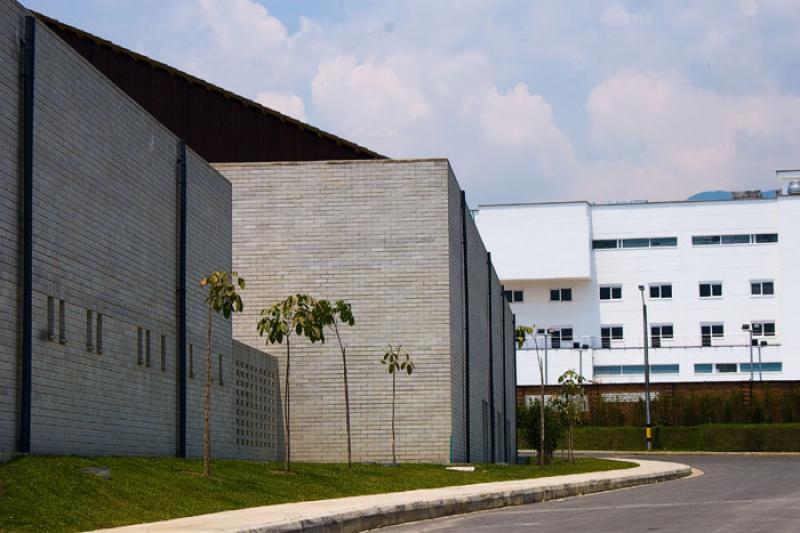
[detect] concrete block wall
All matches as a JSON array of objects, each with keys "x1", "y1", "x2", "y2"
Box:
[
  {"x1": 447, "y1": 169, "x2": 466, "y2": 463},
  {"x1": 221, "y1": 159, "x2": 455, "y2": 463},
  {"x1": 447, "y1": 173, "x2": 516, "y2": 463},
  {"x1": 0, "y1": 3, "x2": 279, "y2": 459},
  {"x1": 28, "y1": 16, "x2": 182, "y2": 455},
  {"x1": 184, "y1": 150, "x2": 238, "y2": 459},
  {"x1": 230, "y1": 340, "x2": 282, "y2": 461},
  {"x1": 0, "y1": 0, "x2": 23, "y2": 455}
]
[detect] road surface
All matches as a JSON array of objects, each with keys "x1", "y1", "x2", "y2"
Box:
[{"x1": 382, "y1": 455, "x2": 800, "y2": 532}]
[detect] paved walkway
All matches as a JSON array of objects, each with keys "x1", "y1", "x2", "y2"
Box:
[{"x1": 94, "y1": 458, "x2": 689, "y2": 533}]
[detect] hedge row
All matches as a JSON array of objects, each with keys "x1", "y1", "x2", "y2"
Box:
[{"x1": 570, "y1": 423, "x2": 800, "y2": 452}]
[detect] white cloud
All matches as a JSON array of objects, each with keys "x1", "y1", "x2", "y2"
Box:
[
  {"x1": 480, "y1": 83, "x2": 577, "y2": 177},
  {"x1": 311, "y1": 55, "x2": 430, "y2": 147},
  {"x1": 737, "y1": 0, "x2": 759, "y2": 16},
  {"x1": 254, "y1": 91, "x2": 307, "y2": 122},
  {"x1": 585, "y1": 70, "x2": 800, "y2": 197},
  {"x1": 600, "y1": 4, "x2": 644, "y2": 28}
]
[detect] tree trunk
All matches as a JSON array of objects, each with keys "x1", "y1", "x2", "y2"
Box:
[
  {"x1": 392, "y1": 372, "x2": 397, "y2": 465},
  {"x1": 334, "y1": 323, "x2": 352, "y2": 468},
  {"x1": 539, "y1": 355, "x2": 545, "y2": 467},
  {"x1": 203, "y1": 307, "x2": 212, "y2": 477},
  {"x1": 284, "y1": 335, "x2": 291, "y2": 472}
]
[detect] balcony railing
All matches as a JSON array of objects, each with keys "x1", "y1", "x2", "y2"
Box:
[{"x1": 517, "y1": 333, "x2": 780, "y2": 351}]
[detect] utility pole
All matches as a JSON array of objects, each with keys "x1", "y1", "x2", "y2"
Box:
[{"x1": 638, "y1": 286, "x2": 652, "y2": 451}]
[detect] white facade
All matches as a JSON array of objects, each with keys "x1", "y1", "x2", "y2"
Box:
[{"x1": 476, "y1": 178, "x2": 800, "y2": 385}]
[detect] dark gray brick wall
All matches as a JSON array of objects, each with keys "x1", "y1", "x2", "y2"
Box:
[
  {"x1": 28, "y1": 17, "x2": 182, "y2": 455},
  {"x1": 0, "y1": 7, "x2": 277, "y2": 458},
  {"x1": 447, "y1": 169, "x2": 466, "y2": 463},
  {"x1": 0, "y1": 1, "x2": 24, "y2": 455}
]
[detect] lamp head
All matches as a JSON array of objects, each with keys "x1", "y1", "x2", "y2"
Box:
[{"x1": 638, "y1": 285, "x2": 645, "y2": 292}]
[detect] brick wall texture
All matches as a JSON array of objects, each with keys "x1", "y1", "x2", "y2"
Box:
[
  {"x1": 219, "y1": 159, "x2": 516, "y2": 463},
  {"x1": 0, "y1": 3, "x2": 278, "y2": 459}
]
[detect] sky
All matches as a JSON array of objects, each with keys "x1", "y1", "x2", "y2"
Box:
[{"x1": 24, "y1": 0, "x2": 800, "y2": 205}]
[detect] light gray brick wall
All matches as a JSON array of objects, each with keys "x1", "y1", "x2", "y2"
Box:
[
  {"x1": 221, "y1": 160, "x2": 454, "y2": 463},
  {"x1": 0, "y1": 1, "x2": 24, "y2": 455}
]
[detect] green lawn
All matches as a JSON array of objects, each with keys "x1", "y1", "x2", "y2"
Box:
[{"x1": 0, "y1": 456, "x2": 634, "y2": 532}]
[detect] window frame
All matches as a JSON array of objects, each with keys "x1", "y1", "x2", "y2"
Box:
[
  {"x1": 698, "y1": 281, "x2": 723, "y2": 299},
  {"x1": 750, "y1": 280, "x2": 775, "y2": 297},
  {"x1": 599, "y1": 284, "x2": 622, "y2": 301},
  {"x1": 649, "y1": 283, "x2": 673, "y2": 299},
  {"x1": 549, "y1": 326, "x2": 574, "y2": 349},
  {"x1": 751, "y1": 321, "x2": 776, "y2": 338},
  {"x1": 700, "y1": 322, "x2": 724, "y2": 346},
  {"x1": 600, "y1": 325, "x2": 624, "y2": 348},
  {"x1": 550, "y1": 288, "x2": 572, "y2": 302}
]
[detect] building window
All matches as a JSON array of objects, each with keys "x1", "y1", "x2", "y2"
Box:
[
  {"x1": 137, "y1": 327, "x2": 144, "y2": 365},
  {"x1": 58, "y1": 299, "x2": 66, "y2": 344},
  {"x1": 701, "y1": 324, "x2": 724, "y2": 346},
  {"x1": 161, "y1": 335, "x2": 167, "y2": 371},
  {"x1": 693, "y1": 233, "x2": 778, "y2": 246},
  {"x1": 592, "y1": 239, "x2": 618, "y2": 249},
  {"x1": 550, "y1": 288, "x2": 572, "y2": 302},
  {"x1": 550, "y1": 327, "x2": 573, "y2": 349},
  {"x1": 741, "y1": 362, "x2": 782, "y2": 373},
  {"x1": 622, "y1": 238, "x2": 650, "y2": 248},
  {"x1": 593, "y1": 237, "x2": 677, "y2": 250},
  {"x1": 218, "y1": 354, "x2": 224, "y2": 386},
  {"x1": 649, "y1": 284, "x2": 672, "y2": 299},
  {"x1": 189, "y1": 344, "x2": 194, "y2": 378},
  {"x1": 86, "y1": 310, "x2": 94, "y2": 351},
  {"x1": 47, "y1": 296, "x2": 56, "y2": 341},
  {"x1": 600, "y1": 326, "x2": 623, "y2": 348},
  {"x1": 145, "y1": 330, "x2": 152, "y2": 367},
  {"x1": 751, "y1": 280, "x2": 774, "y2": 296},
  {"x1": 599, "y1": 285, "x2": 622, "y2": 300},
  {"x1": 650, "y1": 324, "x2": 674, "y2": 348},
  {"x1": 699, "y1": 282, "x2": 722, "y2": 298},
  {"x1": 754, "y1": 233, "x2": 778, "y2": 243},
  {"x1": 751, "y1": 321, "x2": 776, "y2": 337},
  {"x1": 96, "y1": 314, "x2": 103, "y2": 354},
  {"x1": 694, "y1": 363, "x2": 713, "y2": 374},
  {"x1": 650, "y1": 237, "x2": 678, "y2": 247},
  {"x1": 595, "y1": 365, "x2": 622, "y2": 375},
  {"x1": 716, "y1": 363, "x2": 737, "y2": 373},
  {"x1": 504, "y1": 290, "x2": 523, "y2": 302}
]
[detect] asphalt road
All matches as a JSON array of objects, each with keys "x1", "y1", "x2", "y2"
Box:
[{"x1": 381, "y1": 456, "x2": 800, "y2": 533}]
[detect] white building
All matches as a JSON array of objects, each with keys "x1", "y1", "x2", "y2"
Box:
[{"x1": 476, "y1": 171, "x2": 800, "y2": 385}]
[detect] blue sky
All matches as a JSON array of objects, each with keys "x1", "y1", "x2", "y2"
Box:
[{"x1": 24, "y1": 0, "x2": 800, "y2": 204}]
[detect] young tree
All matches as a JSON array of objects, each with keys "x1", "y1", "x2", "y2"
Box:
[
  {"x1": 381, "y1": 345, "x2": 415, "y2": 465},
  {"x1": 257, "y1": 294, "x2": 323, "y2": 471},
  {"x1": 314, "y1": 299, "x2": 356, "y2": 467},
  {"x1": 516, "y1": 324, "x2": 546, "y2": 466},
  {"x1": 555, "y1": 370, "x2": 586, "y2": 462},
  {"x1": 199, "y1": 271, "x2": 245, "y2": 477}
]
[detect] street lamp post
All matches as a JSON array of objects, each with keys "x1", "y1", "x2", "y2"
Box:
[
  {"x1": 758, "y1": 341, "x2": 767, "y2": 381},
  {"x1": 742, "y1": 324, "x2": 754, "y2": 382},
  {"x1": 637, "y1": 285, "x2": 652, "y2": 451},
  {"x1": 573, "y1": 342, "x2": 590, "y2": 378},
  {"x1": 538, "y1": 328, "x2": 554, "y2": 385}
]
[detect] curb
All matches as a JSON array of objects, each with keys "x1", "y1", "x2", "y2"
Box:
[
  {"x1": 522, "y1": 449, "x2": 800, "y2": 457},
  {"x1": 95, "y1": 459, "x2": 691, "y2": 533}
]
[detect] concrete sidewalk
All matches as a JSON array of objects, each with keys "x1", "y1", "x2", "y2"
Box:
[{"x1": 94, "y1": 458, "x2": 690, "y2": 533}]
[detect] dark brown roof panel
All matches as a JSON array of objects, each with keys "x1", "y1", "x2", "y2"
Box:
[{"x1": 36, "y1": 12, "x2": 384, "y2": 163}]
